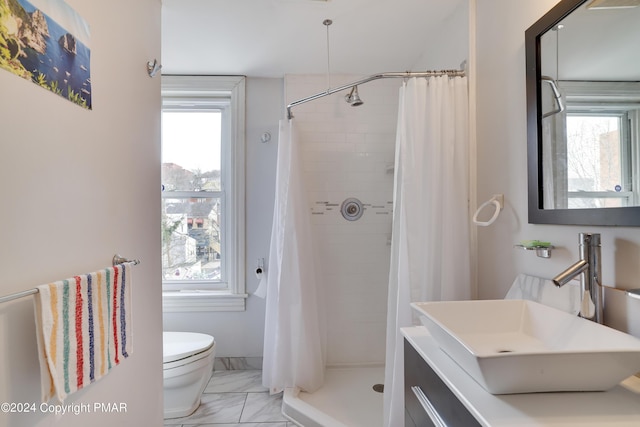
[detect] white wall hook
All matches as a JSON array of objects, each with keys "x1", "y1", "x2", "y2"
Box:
[{"x1": 472, "y1": 194, "x2": 503, "y2": 227}]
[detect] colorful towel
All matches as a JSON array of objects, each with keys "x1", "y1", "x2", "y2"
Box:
[{"x1": 34, "y1": 264, "x2": 133, "y2": 402}]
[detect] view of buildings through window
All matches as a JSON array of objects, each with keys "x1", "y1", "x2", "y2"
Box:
[
  {"x1": 566, "y1": 114, "x2": 627, "y2": 208},
  {"x1": 161, "y1": 110, "x2": 225, "y2": 283}
]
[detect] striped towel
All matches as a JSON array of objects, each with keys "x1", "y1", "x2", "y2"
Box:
[{"x1": 34, "y1": 264, "x2": 133, "y2": 402}]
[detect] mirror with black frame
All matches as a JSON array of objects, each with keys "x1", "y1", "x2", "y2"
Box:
[{"x1": 526, "y1": 0, "x2": 640, "y2": 225}]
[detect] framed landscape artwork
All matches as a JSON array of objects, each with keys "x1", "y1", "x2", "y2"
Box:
[{"x1": 0, "y1": 0, "x2": 92, "y2": 109}]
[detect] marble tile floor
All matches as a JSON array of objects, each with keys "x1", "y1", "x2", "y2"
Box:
[{"x1": 164, "y1": 370, "x2": 295, "y2": 427}]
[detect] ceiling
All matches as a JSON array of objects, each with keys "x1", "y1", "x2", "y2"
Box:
[
  {"x1": 551, "y1": 3, "x2": 640, "y2": 81},
  {"x1": 161, "y1": 0, "x2": 465, "y2": 78}
]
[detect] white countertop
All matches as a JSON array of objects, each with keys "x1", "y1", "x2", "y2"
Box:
[{"x1": 402, "y1": 326, "x2": 640, "y2": 426}]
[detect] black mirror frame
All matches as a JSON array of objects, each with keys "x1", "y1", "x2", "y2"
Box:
[{"x1": 525, "y1": 0, "x2": 640, "y2": 226}]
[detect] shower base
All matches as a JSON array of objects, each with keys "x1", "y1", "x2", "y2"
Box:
[{"x1": 282, "y1": 365, "x2": 384, "y2": 427}]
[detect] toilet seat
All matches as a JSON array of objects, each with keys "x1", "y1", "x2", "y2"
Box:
[{"x1": 163, "y1": 332, "x2": 215, "y2": 370}]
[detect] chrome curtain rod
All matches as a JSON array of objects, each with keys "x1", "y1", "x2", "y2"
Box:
[
  {"x1": 0, "y1": 254, "x2": 141, "y2": 305},
  {"x1": 286, "y1": 69, "x2": 466, "y2": 119}
]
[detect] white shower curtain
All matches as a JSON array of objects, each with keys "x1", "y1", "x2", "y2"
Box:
[
  {"x1": 262, "y1": 119, "x2": 326, "y2": 395},
  {"x1": 383, "y1": 76, "x2": 471, "y2": 427},
  {"x1": 542, "y1": 108, "x2": 568, "y2": 209}
]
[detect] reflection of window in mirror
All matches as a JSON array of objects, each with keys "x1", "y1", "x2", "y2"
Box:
[
  {"x1": 566, "y1": 113, "x2": 631, "y2": 208},
  {"x1": 542, "y1": 81, "x2": 640, "y2": 210}
]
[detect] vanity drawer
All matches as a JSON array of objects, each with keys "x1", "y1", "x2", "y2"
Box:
[{"x1": 404, "y1": 339, "x2": 481, "y2": 427}]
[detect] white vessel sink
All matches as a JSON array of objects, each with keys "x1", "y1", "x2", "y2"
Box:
[{"x1": 411, "y1": 299, "x2": 640, "y2": 394}]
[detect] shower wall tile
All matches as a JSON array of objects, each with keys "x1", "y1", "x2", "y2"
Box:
[
  {"x1": 305, "y1": 173, "x2": 392, "y2": 194},
  {"x1": 286, "y1": 74, "x2": 400, "y2": 366},
  {"x1": 364, "y1": 132, "x2": 397, "y2": 145},
  {"x1": 326, "y1": 320, "x2": 388, "y2": 364},
  {"x1": 344, "y1": 133, "x2": 367, "y2": 144},
  {"x1": 318, "y1": 239, "x2": 391, "y2": 266}
]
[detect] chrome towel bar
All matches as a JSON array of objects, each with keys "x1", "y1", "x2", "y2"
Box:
[{"x1": 0, "y1": 254, "x2": 140, "y2": 305}]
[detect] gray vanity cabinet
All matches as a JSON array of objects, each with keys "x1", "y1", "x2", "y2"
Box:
[{"x1": 404, "y1": 339, "x2": 481, "y2": 427}]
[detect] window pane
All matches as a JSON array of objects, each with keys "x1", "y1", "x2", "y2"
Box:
[
  {"x1": 162, "y1": 197, "x2": 222, "y2": 281},
  {"x1": 566, "y1": 115, "x2": 622, "y2": 193},
  {"x1": 162, "y1": 111, "x2": 222, "y2": 191}
]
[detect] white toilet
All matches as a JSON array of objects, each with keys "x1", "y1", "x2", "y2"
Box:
[{"x1": 163, "y1": 331, "x2": 216, "y2": 419}]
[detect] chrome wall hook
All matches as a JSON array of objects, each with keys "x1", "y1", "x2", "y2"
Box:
[{"x1": 147, "y1": 59, "x2": 162, "y2": 77}]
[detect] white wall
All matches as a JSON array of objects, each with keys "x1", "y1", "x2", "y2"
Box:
[
  {"x1": 413, "y1": 0, "x2": 469, "y2": 71},
  {"x1": 162, "y1": 77, "x2": 282, "y2": 358},
  {"x1": 475, "y1": 0, "x2": 640, "y2": 333},
  {"x1": 0, "y1": 1, "x2": 163, "y2": 426}
]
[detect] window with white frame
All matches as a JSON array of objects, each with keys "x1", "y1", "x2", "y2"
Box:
[
  {"x1": 566, "y1": 111, "x2": 634, "y2": 208},
  {"x1": 161, "y1": 76, "x2": 246, "y2": 311},
  {"x1": 545, "y1": 81, "x2": 640, "y2": 210}
]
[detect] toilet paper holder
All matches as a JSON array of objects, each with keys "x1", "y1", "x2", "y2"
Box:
[{"x1": 255, "y1": 258, "x2": 265, "y2": 278}]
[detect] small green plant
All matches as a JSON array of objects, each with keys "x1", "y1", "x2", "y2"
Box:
[
  {"x1": 36, "y1": 72, "x2": 47, "y2": 87},
  {"x1": 49, "y1": 79, "x2": 61, "y2": 95},
  {"x1": 67, "y1": 87, "x2": 88, "y2": 109}
]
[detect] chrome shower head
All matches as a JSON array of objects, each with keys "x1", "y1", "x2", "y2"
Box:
[{"x1": 345, "y1": 86, "x2": 364, "y2": 107}]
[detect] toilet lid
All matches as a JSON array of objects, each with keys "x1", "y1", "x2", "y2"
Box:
[{"x1": 163, "y1": 331, "x2": 215, "y2": 364}]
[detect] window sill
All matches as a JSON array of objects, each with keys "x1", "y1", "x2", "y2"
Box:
[{"x1": 162, "y1": 290, "x2": 248, "y2": 312}]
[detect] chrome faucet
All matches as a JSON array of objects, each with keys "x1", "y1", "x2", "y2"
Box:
[{"x1": 552, "y1": 233, "x2": 603, "y2": 324}]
